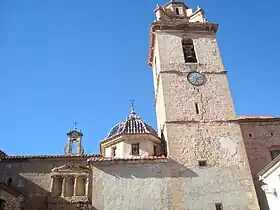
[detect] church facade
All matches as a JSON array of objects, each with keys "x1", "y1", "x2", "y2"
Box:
[{"x1": 1, "y1": 1, "x2": 280, "y2": 210}]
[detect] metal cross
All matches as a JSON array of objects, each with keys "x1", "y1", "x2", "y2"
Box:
[{"x1": 130, "y1": 100, "x2": 135, "y2": 110}]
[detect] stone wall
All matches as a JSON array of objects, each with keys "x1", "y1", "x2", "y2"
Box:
[
  {"x1": 90, "y1": 160, "x2": 257, "y2": 210},
  {"x1": 151, "y1": 29, "x2": 260, "y2": 209},
  {"x1": 240, "y1": 120, "x2": 280, "y2": 210},
  {"x1": 0, "y1": 183, "x2": 22, "y2": 210},
  {"x1": 0, "y1": 157, "x2": 90, "y2": 210}
]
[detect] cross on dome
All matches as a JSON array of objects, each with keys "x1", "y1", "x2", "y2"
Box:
[
  {"x1": 104, "y1": 101, "x2": 157, "y2": 139},
  {"x1": 73, "y1": 121, "x2": 78, "y2": 130}
]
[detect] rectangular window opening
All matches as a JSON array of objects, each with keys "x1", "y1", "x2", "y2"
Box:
[
  {"x1": 270, "y1": 150, "x2": 280, "y2": 160},
  {"x1": 176, "y1": 8, "x2": 180, "y2": 15},
  {"x1": 153, "y1": 145, "x2": 158, "y2": 156},
  {"x1": 195, "y1": 102, "x2": 199, "y2": 114},
  {"x1": 198, "y1": 160, "x2": 207, "y2": 167},
  {"x1": 215, "y1": 203, "x2": 223, "y2": 210},
  {"x1": 112, "y1": 147, "x2": 117, "y2": 157},
  {"x1": 131, "y1": 143, "x2": 140, "y2": 155}
]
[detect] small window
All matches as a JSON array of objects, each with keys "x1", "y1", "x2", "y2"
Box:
[
  {"x1": 131, "y1": 143, "x2": 140, "y2": 155},
  {"x1": 198, "y1": 160, "x2": 207, "y2": 167},
  {"x1": 215, "y1": 203, "x2": 223, "y2": 210},
  {"x1": 270, "y1": 150, "x2": 280, "y2": 160},
  {"x1": 153, "y1": 145, "x2": 158, "y2": 156},
  {"x1": 175, "y1": 8, "x2": 180, "y2": 15},
  {"x1": 195, "y1": 102, "x2": 199, "y2": 114},
  {"x1": 18, "y1": 180, "x2": 24, "y2": 188},
  {"x1": 248, "y1": 133, "x2": 252, "y2": 137},
  {"x1": 182, "y1": 39, "x2": 197, "y2": 63},
  {"x1": 112, "y1": 147, "x2": 117, "y2": 157},
  {"x1": 7, "y1": 177, "x2": 12, "y2": 186}
]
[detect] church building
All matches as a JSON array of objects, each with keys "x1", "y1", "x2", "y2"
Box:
[{"x1": 1, "y1": 1, "x2": 279, "y2": 210}]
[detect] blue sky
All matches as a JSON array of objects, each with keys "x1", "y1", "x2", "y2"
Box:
[{"x1": 0, "y1": 0, "x2": 279, "y2": 155}]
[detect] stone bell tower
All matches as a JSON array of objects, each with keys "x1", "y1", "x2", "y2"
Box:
[
  {"x1": 64, "y1": 122, "x2": 84, "y2": 155},
  {"x1": 148, "y1": 1, "x2": 260, "y2": 209}
]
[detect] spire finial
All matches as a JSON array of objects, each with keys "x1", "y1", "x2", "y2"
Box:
[
  {"x1": 130, "y1": 100, "x2": 136, "y2": 115},
  {"x1": 73, "y1": 121, "x2": 78, "y2": 130}
]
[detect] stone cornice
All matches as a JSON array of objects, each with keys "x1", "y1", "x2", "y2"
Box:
[
  {"x1": 148, "y1": 21, "x2": 219, "y2": 66},
  {"x1": 237, "y1": 116, "x2": 280, "y2": 123},
  {"x1": 163, "y1": 117, "x2": 280, "y2": 125},
  {"x1": 100, "y1": 133, "x2": 161, "y2": 145},
  {"x1": 0, "y1": 154, "x2": 101, "y2": 161},
  {"x1": 165, "y1": 120, "x2": 239, "y2": 124},
  {"x1": 88, "y1": 155, "x2": 168, "y2": 165},
  {"x1": 159, "y1": 70, "x2": 227, "y2": 75}
]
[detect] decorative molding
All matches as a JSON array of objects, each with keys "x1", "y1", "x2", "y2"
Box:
[
  {"x1": 148, "y1": 21, "x2": 218, "y2": 66},
  {"x1": 51, "y1": 164, "x2": 89, "y2": 173},
  {"x1": 1, "y1": 154, "x2": 101, "y2": 160}
]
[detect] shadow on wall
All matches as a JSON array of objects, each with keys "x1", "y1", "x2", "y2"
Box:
[
  {"x1": 91, "y1": 158, "x2": 198, "y2": 179},
  {"x1": 254, "y1": 179, "x2": 269, "y2": 210},
  {"x1": 0, "y1": 160, "x2": 93, "y2": 210}
]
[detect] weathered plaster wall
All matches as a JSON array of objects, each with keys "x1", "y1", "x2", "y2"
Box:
[
  {"x1": 90, "y1": 161, "x2": 257, "y2": 210},
  {"x1": 240, "y1": 121, "x2": 280, "y2": 210},
  {"x1": 0, "y1": 158, "x2": 89, "y2": 210},
  {"x1": 103, "y1": 135, "x2": 162, "y2": 158}
]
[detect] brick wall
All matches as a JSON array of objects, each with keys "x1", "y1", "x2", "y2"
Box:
[{"x1": 240, "y1": 120, "x2": 280, "y2": 210}]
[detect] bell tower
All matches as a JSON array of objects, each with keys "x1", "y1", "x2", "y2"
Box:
[
  {"x1": 148, "y1": 1, "x2": 260, "y2": 209},
  {"x1": 64, "y1": 122, "x2": 84, "y2": 155}
]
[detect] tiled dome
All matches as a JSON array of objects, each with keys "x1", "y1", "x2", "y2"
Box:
[{"x1": 106, "y1": 107, "x2": 157, "y2": 139}]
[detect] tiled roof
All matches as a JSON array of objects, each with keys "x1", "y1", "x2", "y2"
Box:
[
  {"x1": 1, "y1": 154, "x2": 101, "y2": 160},
  {"x1": 0, "y1": 149, "x2": 7, "y2": 157},
  {"x1": 105, "y1": 108, "x2": 157, "y2": 140},
  {"x1": 88, "y1": 155, "x2": 168, "y2": 164}
]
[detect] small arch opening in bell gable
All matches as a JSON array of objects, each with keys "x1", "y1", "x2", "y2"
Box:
[
  {"x1": 175, "y1": 7, "x2": 180, "y2": 15},
  {"x1": 72, "y1": 139, "x2": 77, "y2": 154}
]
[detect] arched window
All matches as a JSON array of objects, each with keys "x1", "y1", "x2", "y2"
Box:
[
  {"x1": 182, "y1": 39, "x2": 197, "y2": 63},
  {"x1": 175, "y1": 8, "x2": 180, "y2": 15}
]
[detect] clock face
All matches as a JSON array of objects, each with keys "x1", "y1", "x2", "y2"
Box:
[{"x1": 187, "y1": 72, "x2": 205, "y2": 86}]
